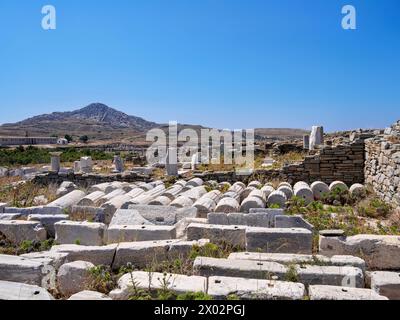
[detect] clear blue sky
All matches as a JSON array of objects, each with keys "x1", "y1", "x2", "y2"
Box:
[{"x1": 0, "y1": 0, "x2": 399, "y2": 132}]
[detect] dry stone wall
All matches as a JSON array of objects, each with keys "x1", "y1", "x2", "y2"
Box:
[
  {"x1": 365, "y1": 121, "x2": 400, "y2": 206},
  {"x1": 199, "y1": 141, "x2": 365, "y2": 186}
]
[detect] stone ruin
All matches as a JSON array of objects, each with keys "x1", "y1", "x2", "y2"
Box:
[
  {"x1": 1, "y1": 121, "x2": 400, "y2": 300},
  {"x1": 1, "y1": 175, "x2": 399, "y2": 301}
]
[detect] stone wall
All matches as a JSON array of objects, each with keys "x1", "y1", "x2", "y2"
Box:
[
  {"x1": 365, "y1": 121, "x2": 400, "y2": 206},
  {"x1": 198, "y1": 141, "x2": 366, "y2": 185}
]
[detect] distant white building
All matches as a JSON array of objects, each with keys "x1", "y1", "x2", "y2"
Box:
[{"x1": 57, "y1": 138, "x2": 69, "y2": 145}]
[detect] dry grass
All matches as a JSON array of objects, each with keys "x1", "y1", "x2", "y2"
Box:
[
  {"x1": 271, "y1": 151, "x2": 306, "y2": 169},
  {"x1": 0, "y1": 180, "x2": 58, "y2": 207}
]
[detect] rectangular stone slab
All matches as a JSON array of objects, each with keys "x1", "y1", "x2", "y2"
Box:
[
  {"x1": 249, "y1": 208, "x2": 285, "y2": 227},
  {"x1": 109, "y1": 271, "x2": 207, "y2": 300},
  {"x1": 193, "y1": 257, "x2": 364, "y2": 287},
  {"x1": 309, "y1": 285, "x2": 388, "y2": 300},
  {"x1": 207, "y1": 276, "x2": 305, "y2": 300},
  {"x1": 106, "y1": 225, "x2": 176, "y2": 244},
  {"x1": 0, "y1": 213, "x2": 22, "y2": 220},
  {"x1": 0, "y1": 254, "x2": 52, "y2": 287},
  {"x1": 246, "y1": 227, "x2": 313, "y2": 254},
  {"x1": 274, "y1": 215, "x2": 314, "y2": 232},
  {"x1": 207, "y1": 212, "x2": 271, "y2": 228},
  {"x1": 70, "y1": 206, "x2": 105, "y2": 223},
  {"x1": 228, "y1": 252, "x2": 366, "y2": 271},
  {"x1": 319, "y1": 234, "x2": 400, "y2": 270},
  {"x1": 0, "y1": 220, "x2": 46, "y2": 245},
  {"x1": 112, "y1": 239, "x2": 207, "y2": 270},
  {"x1": 193, "y1": 257, "x2": 288, "y2": 279},
  {"x1": 295, "y1": 264, "x2": 364, "y2": 288},
  {"x1": 0, "y1": 280, "x2": 54, "y2": 300},
  {"x1": 54, "y1": 221, "x2": 107, "y2": 246},
  {"x1": 123, "y1": 205, "x2": 197, "y2": 226},
  {"x1": 187, "y1": 223, "x2": 246, "y2": 248},
  {"x1": 4, "y1": 206, "x2": 63, "y2": 216},
  {"x1": 50, "y1": 244, "x2": 118, "y2": 266}
]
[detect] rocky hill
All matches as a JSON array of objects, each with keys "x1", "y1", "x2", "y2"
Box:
[
  {"x1": 0, "y1": 103, "x2": 308, "y2": 144},
  {"x1": 0, "y1": 103, "x2": 159, "y2": 142}
]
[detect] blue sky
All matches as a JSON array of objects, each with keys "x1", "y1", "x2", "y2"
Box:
[{"x1": 0, "y1": 0, "x2": 399, "y2": 132}]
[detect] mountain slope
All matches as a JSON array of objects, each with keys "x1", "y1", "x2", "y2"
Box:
[
  {"x1": 0, "y1": 103, "x2": 308, "y2": 143},
  {"x1": 0, "y1": 103, "x2": 159, "y2": 141}
]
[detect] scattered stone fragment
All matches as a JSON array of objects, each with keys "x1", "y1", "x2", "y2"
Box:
[
  {"x1": 57, "y1": 261, "x2": 95, "y2": 297},
  {"x1": 310, "y1": 181, "x2": 330, "y2": 200},
  {"x1": 293, "y1": 182, "x2": 314, "y2": 205},
  {"x1": 349, "y1": 183, "x2": 366, "y2": 198},
  {"x1": 78, "y1": 191, "x2": 106, "y2": 206},
  {"x1": 329, "y1": 181, "x2": 348, "y2": 192},
  {"x1": 68, "y1": 290, "x2": 112, "y2": 300},
  {"x1": 215, "y1": 198, "x2": 240, "y2": 213},
  {"x1": 48, "y1": 190, "x2": 86, "y2": 209},
  {"x1": 267, "y1": 191, "x2": 287, "y2": 208}
]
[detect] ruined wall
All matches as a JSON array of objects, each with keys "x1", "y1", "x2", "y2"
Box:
[
  {"x1": 365, "y1": 121, "x2": 400, "y2": 206},
  {"x1": 198, "y1": 141, "x2": 366, "y2": 185}
]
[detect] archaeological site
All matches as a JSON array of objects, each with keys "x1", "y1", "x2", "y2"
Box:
[{"x1": 1, "y1": 120, "x2": 400, "y2": 301}]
